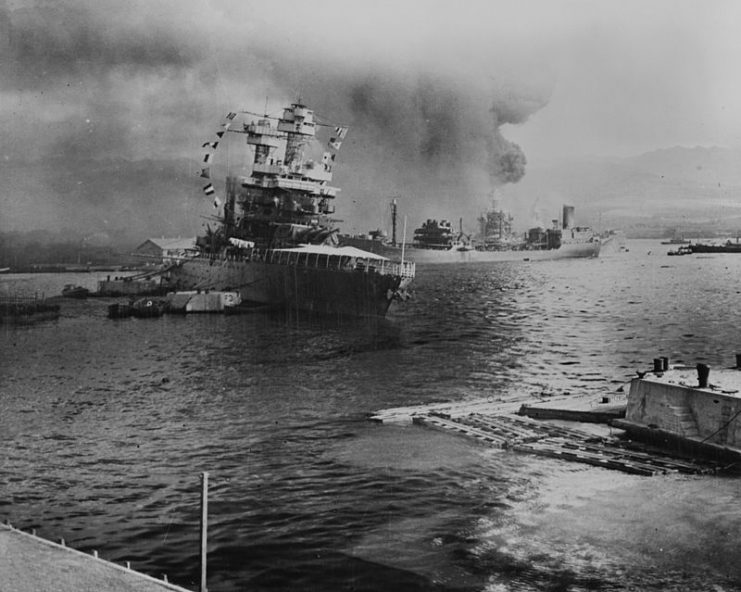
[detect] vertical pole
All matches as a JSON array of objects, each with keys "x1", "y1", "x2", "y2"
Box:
[
  {"x1": 200, "y1": 472, "x2": 209, "y2": 592},
  {"x1": 400, "y1": 216, "x2": 407, "y2": 266},
  {"x1": 391, "y1": 199, "x2": 398, "y2": 247}
]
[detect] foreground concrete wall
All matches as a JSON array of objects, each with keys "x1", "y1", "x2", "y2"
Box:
[{"x1": 626, "y1": 378, "x2": 741, "y2": 446}]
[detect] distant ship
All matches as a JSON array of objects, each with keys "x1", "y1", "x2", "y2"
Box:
[
  {"x1": 660, "y1": 228, "x2": 690, "y2": 245},
  {"x1": 163, "y1": 102, "x2": 414, "y2": 317},
  {"x1": 688, "y1": 239, "x2": 741, "y2": 254},
  {"x1": 343, "y1": 203, "x2": 600, "y2": 264},
  {"x1": 661, "y1": 237, "x2": 690, "y2": 245}
]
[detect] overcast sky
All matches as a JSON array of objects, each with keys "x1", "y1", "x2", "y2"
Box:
[{"x1": 2, "y1": 0, "x2": 741, "y2": 233}]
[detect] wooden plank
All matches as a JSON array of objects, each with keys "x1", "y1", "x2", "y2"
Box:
[
  {"x1": 511, "y1": 443, "x2": 659, "y2": 476},
  {"x1": 407, "y1": 408, "x2": 719, "y2": 476},
  {"x1": 458, "y1": 416, "x2": 541, "y2": 443},
  {"x1": 466, "y1": 415, "x2": 541, "y2": 439},
  {"x1": 414, "y1": 415, "x2": 509, "y2": 447},
  {"x1": 519, "y1": 406, "x2": 626, "y2": 423}
]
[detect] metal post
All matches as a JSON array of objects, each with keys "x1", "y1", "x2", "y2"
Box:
[
  {"x1": 391, "y1": 199, "x2": 398, "y2": 246},
  {"x1": 200, "y1": 472, "x2": 209, "y2": 592},
  {"x1": 400, "y1": 216, "x2": 407, "y2": 266}
]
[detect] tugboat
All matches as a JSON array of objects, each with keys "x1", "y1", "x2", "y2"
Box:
[{"x1": 163, "y1": 102, "x2": 415, "y2": 317}]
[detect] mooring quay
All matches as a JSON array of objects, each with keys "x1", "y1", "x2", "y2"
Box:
[{"x1": 0, "y1": 522, "x2": 190, "y2": 592}]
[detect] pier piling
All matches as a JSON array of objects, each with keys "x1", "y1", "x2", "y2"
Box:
[{"x1": 200, "y1": 471, "x2": 209, "y2": 592}]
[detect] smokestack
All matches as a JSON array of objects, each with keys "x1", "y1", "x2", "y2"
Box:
[{"x1": 562, "y1": 205, "x2": 575, "y2": 230}]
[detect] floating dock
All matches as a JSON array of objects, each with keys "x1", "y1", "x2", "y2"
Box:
[
  {"x1": 371, "y1": 390, "x2": 722, "y2": 476},
  {"x1": 0, "y1": 523, "x2": 191, "y2": 592},
  {"x1": 0, "y1": 295, "x2": 60, "y2": 324}
]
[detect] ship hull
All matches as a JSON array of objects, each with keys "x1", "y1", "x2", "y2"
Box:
[
  {"x1": 403, "y1": 240, "x2": 601, "y2": 264},
  {"x1": 163, "y1": 256, "x2": 411, "y2": 317},
  {"x1": 689, "y1": 244, "x2": 741, "y2": 254}
]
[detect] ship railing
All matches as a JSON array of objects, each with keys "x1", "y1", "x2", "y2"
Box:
[{"x1": 193, "y1": 247, "x2": 415, "y2": 278}]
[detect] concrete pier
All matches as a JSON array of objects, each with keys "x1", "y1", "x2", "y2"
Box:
[
  {"x1": 0, "y1": 523, "x2": 191, "y2": 592},
  {"x1": 614, "y1": 365, "x2": 741, "y2": 461}
]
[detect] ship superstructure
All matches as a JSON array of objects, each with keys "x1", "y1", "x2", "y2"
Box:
[
  {"x1": 412, "y1": 219, "x2": 456, "y2": 250},
  {"x1": 217, "y1": 103, "x2": 340, "y2": 249},
  {"x1": 164, "y1": 102, "x2": 415, "y2": 317},
  {"x1": 478, "y1": 203, "x2": 516, "y2": 250}
]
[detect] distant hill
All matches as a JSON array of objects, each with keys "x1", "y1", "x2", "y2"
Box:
[
  {"x1": 499, "y1": 146, "x2": 741, "y2": 237},
  {"x1": 5, "y1": 146, "x2": 741, "y2": 245}
]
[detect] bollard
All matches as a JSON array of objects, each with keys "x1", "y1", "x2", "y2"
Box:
[
  {"x1": 93, "y1": 550, "x2": 98, "y2": 558},
  {"x1": 661, "y1": 356, "x2": 669, "y2": 371},
  {"x1": 736, "y1": 353, "x2": 741, "y2": 369},
  {"x1": 697, "y1": 363, "x2": 710, "y2": 388},
  {"x1": 653, "y1": 358, "x2": 663, "y2": 372}
]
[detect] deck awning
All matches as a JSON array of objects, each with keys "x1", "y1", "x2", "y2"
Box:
[{"x1": 272, "y1": 244, "x2": 389, "y2": 261}]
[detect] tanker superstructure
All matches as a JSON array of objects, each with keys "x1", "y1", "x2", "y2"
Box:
[
  {"x1": 163, "y1": 102, "x2": 414, "y2": 317},
  {"x1": 343, "y1": 202, "x2": 600, "y2": 264}
]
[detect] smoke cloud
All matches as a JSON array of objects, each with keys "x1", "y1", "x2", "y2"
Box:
[{"x1": 0, "y1": 0, "x2": 551, "y2": 239}]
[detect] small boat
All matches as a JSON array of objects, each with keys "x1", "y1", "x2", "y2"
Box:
[
  {"x1": 166, "y1": 290, "x2": 242, "y2": 313},
  {"x1": 61, "y1": 284, "x2": 91, "y2": 298},
  {"x1": 130, "y1": 298, "x2": 168, "y2": 318}
]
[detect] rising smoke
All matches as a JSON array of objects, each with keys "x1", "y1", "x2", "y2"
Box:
[{"x1": 0, "y1": 0, "x2": 551, "y2": 239}]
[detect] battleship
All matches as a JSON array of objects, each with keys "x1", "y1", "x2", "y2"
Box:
[
  {"x1": 162, "y1": 102, "x2": 415, "y2": 317},
  {"x1": 342, "y1": 202, "x2": 600, "y2": 264}
]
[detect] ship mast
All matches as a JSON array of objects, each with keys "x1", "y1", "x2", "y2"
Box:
[{"x1": 391, "y1": 198, "x2": 398, "y2": 246}]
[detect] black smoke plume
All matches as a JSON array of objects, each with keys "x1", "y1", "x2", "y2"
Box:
[{"x1": 0, "y1": 0, "x2": 550, "y2": 239}]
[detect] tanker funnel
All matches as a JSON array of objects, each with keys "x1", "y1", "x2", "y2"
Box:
[{"x1": 562, "y1": 205, "x2": 575, "y2": 230}]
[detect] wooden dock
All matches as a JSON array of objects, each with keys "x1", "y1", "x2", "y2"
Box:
[
  {"x1": 372, "y1": 393, "x2": 721, "y2": 476},
  {"x1": 0, "y1": 523, "x2": 191, "y2": 592}
]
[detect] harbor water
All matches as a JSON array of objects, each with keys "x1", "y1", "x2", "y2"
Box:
[{"x1": 2, "y1": 240, "x2": 741, "y2": 591}]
